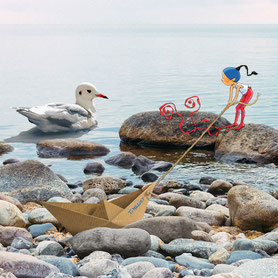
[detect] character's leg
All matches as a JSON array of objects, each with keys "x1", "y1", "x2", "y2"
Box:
[
  {"x1": 233, "y1": 105, "x2": 241, "y2": 125},
  {"x1": 221, "y1": 105, "x2": 240, "y2": 129},
  {"x1": 233, "y1": 107, "x2": 245, "y2": 130}
]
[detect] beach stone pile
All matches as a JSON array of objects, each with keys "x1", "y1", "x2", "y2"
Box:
[{"x1": 1, "y1": 154, "x2": 278, "y2": 278}]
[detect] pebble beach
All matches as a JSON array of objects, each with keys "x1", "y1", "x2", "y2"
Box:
[{"x1": 1, "y1": 109, "x2": 278, "y2": 278}]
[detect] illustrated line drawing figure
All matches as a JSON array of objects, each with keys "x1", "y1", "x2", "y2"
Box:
[{"x1": 160, "y1": 65, "x2": 260, "y2": 136}]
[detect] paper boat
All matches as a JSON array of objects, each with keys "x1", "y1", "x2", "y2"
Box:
[{"x1": 42, "y1": 182, "x2": 157, "y2": 235}]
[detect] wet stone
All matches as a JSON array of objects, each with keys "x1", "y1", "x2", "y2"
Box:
[{"x1": 83, "y1": 162, "x2": 105, "y2": 174}]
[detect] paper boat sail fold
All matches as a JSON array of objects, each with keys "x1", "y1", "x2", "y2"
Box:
[{"x1": 42, "y1": 181, "x2": 156, "y2": 235}]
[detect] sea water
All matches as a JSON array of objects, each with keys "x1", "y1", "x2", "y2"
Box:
[{"x1": 0, "y1": 24, "x2": 277, "y2": 192}]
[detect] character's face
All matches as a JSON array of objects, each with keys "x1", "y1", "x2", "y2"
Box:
[{"x1": 222, "y1": 72, "x2": 236, "y2": 86}]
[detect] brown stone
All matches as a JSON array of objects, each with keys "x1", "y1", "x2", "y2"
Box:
[
  {"x1": 0, "y1": 142, "x2": 13, "y2": 155},
  {"x1": 228, "y1": 185, "x2": 278, "y2": 231},
  {"x1": 119, "y1": 111, "x2": 230, "y2": 148},
  {"x1": 82, "y1": 176, "x2": 126, "y2": 194},
  {"x1": 208, "y1": 180, "x2": 233, "y2": 195},
  {"x1": 37, "y1": 139, "x2": 110, "y2": 158}
]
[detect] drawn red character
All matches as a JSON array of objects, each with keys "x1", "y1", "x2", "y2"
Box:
[
  {"x1": 160, "y1": 65, "x2": 258, "y2": 135},
  {"x1": 221, "y1": 65, "x2": 258, "y2": 130}
]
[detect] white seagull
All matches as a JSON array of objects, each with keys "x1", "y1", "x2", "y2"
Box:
[{"x1": 14, "y1": 82, "x2": 108, "y2": 133}]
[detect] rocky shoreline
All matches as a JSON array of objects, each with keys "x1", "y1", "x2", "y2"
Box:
[
  {"x1": 0, "y1": 111, "x2": 278, "y2": 278},
  {"x1": 120, "y1": 111, "x2": 278, "y2": 164},
  {"x1": 0, "y1": 152, "x2": 278, "y2": 277}
]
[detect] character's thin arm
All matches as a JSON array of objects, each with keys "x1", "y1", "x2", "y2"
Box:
[
  {"x1": 227, "y1": 85, "x2": 234, "y2": 106},
  {"x1": 230, "y1": 84, "x2": 243, "y2": 106}
]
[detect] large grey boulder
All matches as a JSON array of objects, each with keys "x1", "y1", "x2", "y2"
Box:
[
  {"x1": 124, "y1": 216, "x2": 200, "y2": 243},
  {"x1": 0, "y1": 160, "x2": 72, "y2": 203},
  {"x1": 72, "y1": 227, "x2": 151, "y2": 258},
  {"x1": 215, "y1": 124, "x2": 278, "y2": 163},
  {"x1": 228, "y1": 185, "x2": 278, "y2": 231},
  {"x1": 119, "y1": 111, "x2": 230, "y2": 148}
]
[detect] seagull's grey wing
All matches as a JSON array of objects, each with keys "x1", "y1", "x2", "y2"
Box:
[{"x1": 43, "y1": 104, "x2": 91, "y2": 127}]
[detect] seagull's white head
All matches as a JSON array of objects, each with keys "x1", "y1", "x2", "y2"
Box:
[{"x1": 75, "y1": 82, "x2": 108, "y2": 112}]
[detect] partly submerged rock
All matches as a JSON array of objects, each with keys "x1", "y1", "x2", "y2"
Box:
[
  {"x1": 37, "y1": 139, "x2": 110, "y2": 158},
  {"x1": 83, "y1": 162, "x2": 105, "y2": 174},
  {"x1": 215, "y1": 124, "x2": 278, "y2": 164},
  {"x1": 119, "y1": 111, "x2": 230, "y2": 148},
  {"x1": 105, "y1": 152, "x2": 137, "y2": 168},
  {"x1": 0, "y1": 141, "x2": 13, "y2": 155}
]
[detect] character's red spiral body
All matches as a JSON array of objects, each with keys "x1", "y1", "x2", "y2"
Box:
[{"x1": 159, "y1": 96, "x2": 230, "y2": 136}]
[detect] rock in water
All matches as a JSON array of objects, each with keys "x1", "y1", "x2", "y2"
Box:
[
  {"x1": 37, "y1": 139, "x2": 110, "y2": 158},
  {"x1": 228, "y1": 185, "x2": 278, "y2": 231},
  {"x1": 0, "y1": 160, "x2": 72, "y2": 203},
  {"x1": 0, "y1": 251, "x2": 60, "y2": 278},
  {"x1": 215, "y1": 123, "x2": 278, "y2": 163},
  {"x1": 0, "y1": 141, "x2": 13, "y2": 155},
  {"x1": 83, "y1": 162, "x2": 105, "y2": 174},
  {"x1": 119, "y1": 111, "x2": 230, "y2": 148},
  {"x1": 105, "y1": 152, "x2": 137, "y2": 168},
  {"x1": 124, "y1": 216, "x2": 200, "y2": 243},
  {"x1": 72, "y1": 227, "x2": 151, "y2": 258}
]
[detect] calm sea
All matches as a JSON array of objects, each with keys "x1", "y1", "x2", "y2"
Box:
[{"x1": 0, "y1": 24, "x2": 278, "y2": 192}]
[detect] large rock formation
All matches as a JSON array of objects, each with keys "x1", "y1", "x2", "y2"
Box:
[
  {"x1": 215, "y1": 124, "x2": 278, "y2": 163},
  {"x1": 119, "y1": 111, "x2": 230, "y2": 148}
]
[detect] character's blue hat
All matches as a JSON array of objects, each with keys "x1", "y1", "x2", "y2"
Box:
[{"x1": 223, "y1": 67, "x2": 241, "y2": 82}]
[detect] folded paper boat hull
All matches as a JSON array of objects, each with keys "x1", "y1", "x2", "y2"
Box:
[{"x1": 42, "y1": 181, "x2": 156, "y2": 235}]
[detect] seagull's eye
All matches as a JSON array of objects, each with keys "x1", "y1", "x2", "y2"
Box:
[
  {"x1": 79, "y1": 91, "x2": 82, "y2": 95},
  {"x1": 87, "y1": 90, "x2": 91, "y2": 93}
]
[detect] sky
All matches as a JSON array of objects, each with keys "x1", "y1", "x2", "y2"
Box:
[{"x1": 0, "y1": 0, "x2": 277, "y2": 24}]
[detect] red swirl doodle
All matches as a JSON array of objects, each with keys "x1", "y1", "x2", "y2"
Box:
[{"x1": 159, "y1": 96, "x2": 231, "y2": 136}]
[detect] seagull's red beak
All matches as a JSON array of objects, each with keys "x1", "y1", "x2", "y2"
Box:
[{"x1": 96, "y1": 93, "x2": 108, "y2": 99}]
